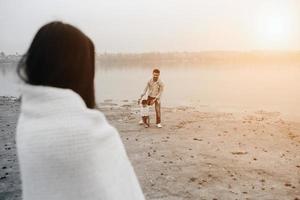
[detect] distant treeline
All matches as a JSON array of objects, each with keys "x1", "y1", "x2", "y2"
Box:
[
  {"x1": 1, "y1": 51, "x2": 300, "y2": 66},
  {"x1": 0, "y1": 54, "x2": 21, "y2": 64},
  {"x1": 96, "y1": 51, "x2": 300, "y2": 66}
]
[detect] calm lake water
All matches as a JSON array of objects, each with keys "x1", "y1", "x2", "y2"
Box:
[
  {"x1": 95, "y1": 64, "x2": 300, "y2": 120},
  {"x1": 1, "y1": 62, "x2": 300, "y2": 120}
]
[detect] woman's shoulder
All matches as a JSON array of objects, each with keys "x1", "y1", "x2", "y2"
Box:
[{"x1": 76, "y1": 108, "x2": 118, "y2": 134}]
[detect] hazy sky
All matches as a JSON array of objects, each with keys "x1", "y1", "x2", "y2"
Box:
[{"x1": 1, "y1": 0, "x2": 300, "y2": 54}]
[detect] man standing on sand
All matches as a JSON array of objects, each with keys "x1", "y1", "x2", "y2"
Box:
[{"x1": 138, "y1": 68, "x2": 164, "y2": 128}]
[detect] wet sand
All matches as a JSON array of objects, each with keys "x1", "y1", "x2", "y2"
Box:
[
  {"x1": 0, "y1": 97, "x2": 21, "y2": 200},
  {"x1": 0, "y1": 97, "x2": 299, "y2": 200}
]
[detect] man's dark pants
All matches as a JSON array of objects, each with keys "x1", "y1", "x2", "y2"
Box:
[{"x1": 147, "y1": 96, "x2": 161, "y2": 124}]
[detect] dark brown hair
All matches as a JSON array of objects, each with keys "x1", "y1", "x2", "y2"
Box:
[
  {"x1": 153, "y1": 68, "x2": 160, "y2": 74},
  {"x1": 142, "y1": 100, "x2": 148, "y2": 105},
  {"x1": 17, "y1": 21, "x2": 95, "y2": 108}
]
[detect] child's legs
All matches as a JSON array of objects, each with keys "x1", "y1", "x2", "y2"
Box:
[
  {"x1": 142, "y1": 116, "x2": 150, "y2": 126},
  {"x1": 145, "y1": 116, "x2": 150, "y2": 126},
  {"x1": 142, "y1": 116, "x2": 147, "y2": 124}
]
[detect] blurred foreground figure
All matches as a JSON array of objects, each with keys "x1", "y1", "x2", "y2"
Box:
[{"x1": 16, "y1": 21, "x2": 145, "y2": 200}]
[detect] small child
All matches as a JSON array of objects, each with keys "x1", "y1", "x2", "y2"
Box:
[{"x1": 140, "y1": 99, "x2": 150, "y2": 128}]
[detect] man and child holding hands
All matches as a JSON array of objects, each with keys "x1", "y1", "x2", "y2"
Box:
[{"x1": 138, "y1": 69, "x2": 164, "y2": 128}]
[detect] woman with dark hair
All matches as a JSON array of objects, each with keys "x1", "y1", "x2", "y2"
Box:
[{"x1": 16, "y1": 21, "x2": 145, "y2": 200}]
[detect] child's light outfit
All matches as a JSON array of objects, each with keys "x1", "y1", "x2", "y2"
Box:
[
  {"x1": 140, "y1": 106, "x2": 150, "y2": 127},
  {"x1": 140, "y1": 106, "x2": 149, "y2": 117}
]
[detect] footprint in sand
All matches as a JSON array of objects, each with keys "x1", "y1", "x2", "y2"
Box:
[
  {"x1": 231, "y1": 151, "x2": 248, "y2": 155},
  {"x1": 193, "y1": 138, "x2": 203, "y2": 141},
  {"x1": 284, "y1": 183, "x2": 293, "y2": 187},
  {"x1": 189, "y1": 177, "x2": 197, "y2": 182},
  {"x1": 176, "y1": 121, "x2": 186, "y2": 129},
  {"x1": 104, "y1": 99, "x2": 113, "y2": 102}
]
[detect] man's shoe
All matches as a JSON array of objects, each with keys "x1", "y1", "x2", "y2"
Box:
[
  {"x1": 156, "y1": 123, "x2": 162, "y2": 128},
  {"x1": 139, "y1": 120, "x2": 144, "y2": 125}
]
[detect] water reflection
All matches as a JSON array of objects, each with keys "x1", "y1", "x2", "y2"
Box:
[
  {"x1": 1, "y1": 62, "x2": 300, "y2": 120},
  {"x1": 95, "y1": 64, "x2": 300, "y2": 119}
]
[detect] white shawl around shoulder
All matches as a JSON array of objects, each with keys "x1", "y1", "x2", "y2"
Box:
[{"x1": 16, "y1": 84, "x2": 145, "y2": 200}]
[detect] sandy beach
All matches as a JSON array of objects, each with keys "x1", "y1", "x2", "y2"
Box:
[
  {"x1": 0, "y1": 97, "x2": 299, "y2": 200},
  {"x1": 0, "y1": 97, "x2": 21, "y2": 200}
]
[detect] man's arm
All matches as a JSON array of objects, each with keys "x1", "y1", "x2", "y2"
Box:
[
  {"x1": 140, "y1": 81, "x2": 149, "y2": 99},
  {"x1": 155, "y1": 81, "x2": 164, "y2": 99}
]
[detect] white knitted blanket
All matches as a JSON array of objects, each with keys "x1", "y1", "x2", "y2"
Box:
[{"x1": 16, "y1": 84, "x2": 145, "y2": 200}]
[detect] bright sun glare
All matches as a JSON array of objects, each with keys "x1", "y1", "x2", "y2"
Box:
[
  {"x1": 260, "y1": 14, "x2": 291, "y2": 42},
  {"x1": 255, "y1": 3, "x2": 295, "y2": 49},
  {"x1": 265, "y1": 16, "x2": 289, "y2": 39}
]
